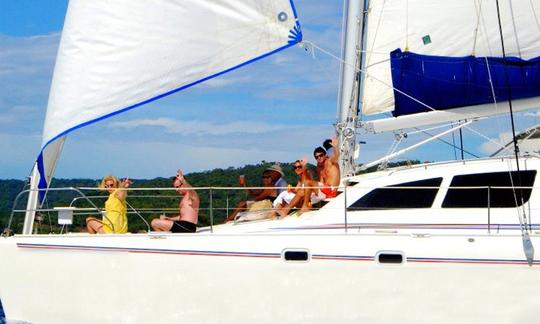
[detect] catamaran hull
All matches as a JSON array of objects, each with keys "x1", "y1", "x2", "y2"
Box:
[{"x1": 1, "y1": 233, "x2": 538, "y2": 323}]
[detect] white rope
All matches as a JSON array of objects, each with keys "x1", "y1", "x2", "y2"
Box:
[
  {"x1": 302, "y1": 38, "x2": 517, "y2": 159},
  {"x1": 508, "y1": 0, "x2": 523, "y2": 58},
  {"x1": 530, "y1": 0, "x2": 540, "y2": 33},
  {"x1": 471, "y1": 0, "x2": 484, "y2": 55},
  {"x1": 301, "y1": 40, "x2": 439, "y2": 113}
]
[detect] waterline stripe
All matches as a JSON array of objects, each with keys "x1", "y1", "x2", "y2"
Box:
[{"x1": 16, "y1": 243, "x2": 537, "y2": 265}]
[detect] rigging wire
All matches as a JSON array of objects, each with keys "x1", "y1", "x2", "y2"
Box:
[
  {"x1": 413, "y1": 126, "x2": 480, "y2": 159},
  {"x1": 530, "y1": 0, "x2": 540, "y2": 33},
  {"x1": 302, "y1": 40, "x2": 513, "y2": 155},
  {"x1": 495, "y1": 0, "x2": 534, "y2": 266},
  {"x1": 451, "y1": 124, "x2": 458, "y2": 160}
]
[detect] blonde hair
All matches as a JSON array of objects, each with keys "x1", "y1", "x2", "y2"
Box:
[{"x1": 99, "y1": 175, "x2": 119, "y2": 190}]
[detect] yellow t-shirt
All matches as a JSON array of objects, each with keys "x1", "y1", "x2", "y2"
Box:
[{"x1": 102, "y1": 189, "x2": 128, "y2": 234}]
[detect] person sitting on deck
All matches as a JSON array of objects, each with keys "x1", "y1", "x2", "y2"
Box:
[
  {"x1": 272, "y1": 138, "x2": 341, "y2": 217},
  {"x1": 265, "y1": 164, "x2": 288, "y2": 194},
  {"x1": 271, "y1": 159, "x2": 318, "y2": 216},
  {"x1": 86, "y1": 175, "x2": 132, "y2": 234},
  {"x1": 151, "y1": 170, "x2": 199, "y2": 233},
  {"x1": 225, "y1": 170, "x2": 278, "y2": 222}
]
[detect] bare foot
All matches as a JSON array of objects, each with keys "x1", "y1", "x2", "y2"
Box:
[{"x1": 276, "y1": 209, "x2": 289, "y2": 217}]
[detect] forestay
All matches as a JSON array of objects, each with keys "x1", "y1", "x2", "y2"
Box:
[
  {"x1": 362, "y1": 0, "x2": 540, "y2": 131},
  {"x1": 35, "y1": 0, "x2": 301, "y2": 193}
]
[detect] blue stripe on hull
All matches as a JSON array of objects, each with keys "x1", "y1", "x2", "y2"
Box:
[
  {"x1": 16, "y1": 243, "x2": 538, "y2": 266},
  {"x1": 390, "y1": 49, "x2": 540, "y2": 117}
]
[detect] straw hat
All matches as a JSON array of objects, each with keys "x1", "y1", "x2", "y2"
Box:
[{"x1": 265, "y1": 164, "x2": 284, "y2": 177}]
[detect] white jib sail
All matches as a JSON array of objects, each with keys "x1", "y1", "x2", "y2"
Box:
[
  {"x1": 362, "y1": 0, "x2": 540, "y2": 127},
  {"x1": 35, "y1": 0, "x2": 301, "y2": 186},
  {"x1": 25, "y1": 0, "x2": 301, "y2": 232}
]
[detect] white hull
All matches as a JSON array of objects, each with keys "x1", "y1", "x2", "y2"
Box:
[
  {"x1": 1, "y1": 231, "x2": 540, "y2": 323},
  {"x1": 3, "y1": 157, "x2": 540, "y2": 323}
]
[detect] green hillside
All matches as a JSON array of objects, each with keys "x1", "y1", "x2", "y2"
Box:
[{"x1": 1, "y1": 160, "x2": 420, "y2": 234}]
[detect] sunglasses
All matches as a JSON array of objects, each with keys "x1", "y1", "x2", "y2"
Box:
[
  {"x1": 293, "y1": 165, "x2": 302, "y2": 170},
  {"x1": 315, "y1": 153, "x2": 325, "y2": 159},
  {"x1": 105, "y1": 183, "x2": 115, "y2": 188},
  {"x1": 262, "y1": 175, "x2": 271, "y2": 178}
]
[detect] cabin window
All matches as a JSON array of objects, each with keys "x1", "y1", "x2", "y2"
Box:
[
  {"x1": 442, "y1": 170, "x2": 537, "y2": 208},
  {"x1": 347, "y1": 178, "x2": 442, "y2": 210}
]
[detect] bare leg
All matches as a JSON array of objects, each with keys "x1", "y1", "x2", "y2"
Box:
[
  {"x1": 226, "y1": 201, "x2": 248, "y2": 222},
  {"x1": 299, "y1": 180, "x2": 318, "y2": 215},
  {"x1": 151, "y1": 218, "x2": 174, "y2": 231},
  {"x1": 277, "y1": 190, "x2": 305, "y2": 217},
  {"x1": 86, "y1": 217, "x2": 105, "y2": 234}
]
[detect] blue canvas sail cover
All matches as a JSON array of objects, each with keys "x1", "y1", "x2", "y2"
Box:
[
  {"x1": 30, "y1": 0, "x2": 302, "y2": 204},
  {"x1": 361, "y1": 0, "x2": 540, "y2": 132},
  {"x1": 390, "y1": 49, "x2": 540, "y2": 117}
]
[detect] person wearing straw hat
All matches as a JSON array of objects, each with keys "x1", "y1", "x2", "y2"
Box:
[
  {"x1": 225, "y1": 169, "x2": 278, "y2": 222},
  {"x1": 265, "y1": 163, "x2": 288, "y2": 194}
]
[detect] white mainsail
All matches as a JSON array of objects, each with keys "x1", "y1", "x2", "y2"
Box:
[
  {"x1": 361, "y1": 0, "x2": 540, "y2": 132},
  {"x1": 29, "y1": 0, "x2": 301, "y2": 222}
]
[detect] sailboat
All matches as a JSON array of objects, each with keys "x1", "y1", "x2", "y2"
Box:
[{"x1": 2, "y1": 0, "x2": 540, "y2": 323}]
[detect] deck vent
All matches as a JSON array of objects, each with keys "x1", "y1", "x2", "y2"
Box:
[
  {"x1": 282, "y1": 249, "x2": 310, "y2": 262},
  {"x1": 376, "y1": 251, "x2": 404, "y2": 264}
]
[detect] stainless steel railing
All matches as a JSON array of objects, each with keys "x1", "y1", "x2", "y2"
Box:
[{"x1": 3, "y1": 184, "x2": 537, "y2": 236}]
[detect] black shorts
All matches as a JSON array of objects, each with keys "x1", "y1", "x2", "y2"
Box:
[{"x1": 171, "y1": 220, "x2": 197, "y2": 233}]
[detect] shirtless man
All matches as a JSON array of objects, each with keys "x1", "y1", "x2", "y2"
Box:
[
  {"x1": 274, "y1": 139, "x2": 341, "y2": 216},
  {"x1": 151, "y1": 170, "x2": 199, "y2": 233},
  {"x1": 313, "y1": 137, "x2": 340, "y2": 197}
]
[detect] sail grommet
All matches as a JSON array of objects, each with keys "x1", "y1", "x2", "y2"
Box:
[{"x1": 278, "y1": 12, "x2": 288, "y2": 22}]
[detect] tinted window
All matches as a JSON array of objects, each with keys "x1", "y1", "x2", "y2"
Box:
[
  {"x1": 348, "y1": 178, "x2": 442, "y2": 210},
  {"x1": 442, "y1": 170, "x2": 536, "y2": 208}
]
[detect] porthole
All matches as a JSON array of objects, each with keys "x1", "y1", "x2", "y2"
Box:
[
  {"x1": 376, "y1": 251, "x2": 405, "y2": 264},
  {"x1": 282, "y1": 249, "x2": 310, "y2": 262}
]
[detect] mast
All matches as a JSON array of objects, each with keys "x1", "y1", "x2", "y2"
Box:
[
  {"x1": 22, "y1": 136, "x2": 66, "y2": 234},
  {"x1": 336, "y1": 0, "x2": 365, "y2": 178},
  {"x1": 22, "y1": 165, "x2": 40, "y2": 234}
]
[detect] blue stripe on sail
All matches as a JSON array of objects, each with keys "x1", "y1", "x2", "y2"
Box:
[
  {"x1": 35, "y1": 1, "x2": 303, "y2": 193},
  {"x1": 390, "y1": 49, "x2": 540, "y2": 117},
  {"x1": 288, "y1": 21, "x2": 302, "y2": 44},
  {"x1": 0, "y1": 297, "x2": 5, "y2": 324},
  {"x1": 36, "y1": 151, "x2": 47, "y2": 203}
]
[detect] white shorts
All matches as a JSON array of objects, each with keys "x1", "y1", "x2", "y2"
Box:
[{"x1": 273, "y1": 191, "x2": 296, "y2": 207}]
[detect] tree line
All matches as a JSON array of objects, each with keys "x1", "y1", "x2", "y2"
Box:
[{"x1": 1, "y1": 160, "x2": 419, "y2": 234}]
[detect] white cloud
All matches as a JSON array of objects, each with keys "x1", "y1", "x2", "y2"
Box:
[
  {"x1": 0, "y1": 114, "x2": 15, "y2": 123},
  {"x1": 523, "y1": 111, "x2": 540, "y2": 117},
  {"x1": 200, "y1": 76, "x2": 253, "y2": 88},
  {"x1": 108, "y1": 118, "x2": 300, "y2": 136}
]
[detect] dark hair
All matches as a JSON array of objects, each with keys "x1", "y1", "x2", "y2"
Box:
[
  {"x1": 313, "y1": 146, "x2": 326, "y2": 158},
  {"x1": 323, "y1": 139, "x2": 332, "y2": 150}
]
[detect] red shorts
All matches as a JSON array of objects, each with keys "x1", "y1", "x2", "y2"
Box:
[{"x1": 320, "y1": 186, "x2": 337, "y2": 198}]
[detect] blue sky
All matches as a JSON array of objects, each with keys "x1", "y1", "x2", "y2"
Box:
[{"x1": 0, "y1": 1, "x2": 538, "y2": 180}]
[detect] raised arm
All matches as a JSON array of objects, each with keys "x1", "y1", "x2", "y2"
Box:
[
  {"x1": 330, "y1": 137, "x2": 340, "y2": 165},
  {"x1": 115, "y1": 178, "x2": 132, "y2": 200}
]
